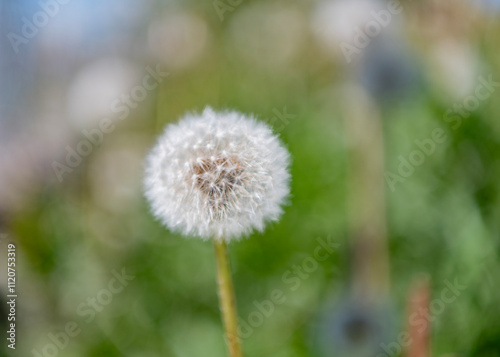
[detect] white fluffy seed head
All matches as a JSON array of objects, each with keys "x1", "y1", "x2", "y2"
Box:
[{"x1": 144, "y1": 107, "x2": 291, "y2": 242}]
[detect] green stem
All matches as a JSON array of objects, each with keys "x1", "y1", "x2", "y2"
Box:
[{"x1": 213, "y1": 239, "x2": 244, "y2": 357}]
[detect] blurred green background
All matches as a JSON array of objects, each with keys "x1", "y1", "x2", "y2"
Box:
[{"x1": 1, "y1": 0, "x2": 500, "y2": 356}]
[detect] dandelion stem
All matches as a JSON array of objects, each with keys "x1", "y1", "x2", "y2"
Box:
[{"x1": 214, "y1": 239, "x2": 244, "y2": 357}]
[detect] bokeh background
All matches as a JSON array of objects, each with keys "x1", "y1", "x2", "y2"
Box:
[{"x1": 1, "y1": 0, "x2": 500, "y2": 356}]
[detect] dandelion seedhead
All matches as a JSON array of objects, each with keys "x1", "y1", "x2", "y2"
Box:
[{"x1": 144, "y1": 107, "x2": 290, "y2": 241}]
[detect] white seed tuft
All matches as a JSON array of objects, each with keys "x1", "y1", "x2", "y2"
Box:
[{"x1": 144, "y1": 107, "x2": 291, "y2": 242}]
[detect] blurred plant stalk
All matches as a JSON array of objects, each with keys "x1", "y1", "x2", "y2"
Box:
[
  {"x1": 214, "y1": 239, "x2": 244, "y2": 357},
  {"x1": 344, "y1": 87, "x2": 390, "y2": 302},
  {"x1": 406, "y1": 277, "x2": 431, "y2": 357}
]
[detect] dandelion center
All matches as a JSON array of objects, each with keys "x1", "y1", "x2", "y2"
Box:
[{"x1": 190, "y1": 156, "x2": 244, "y2": 214}]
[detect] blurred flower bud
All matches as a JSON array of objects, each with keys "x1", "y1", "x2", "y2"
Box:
[
  {"x1": 313, "y1": 297, "x2": 396, "y2": 357},
  {"x1": 359, "y1": 37, "x2": 420, "y2": 105}
]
